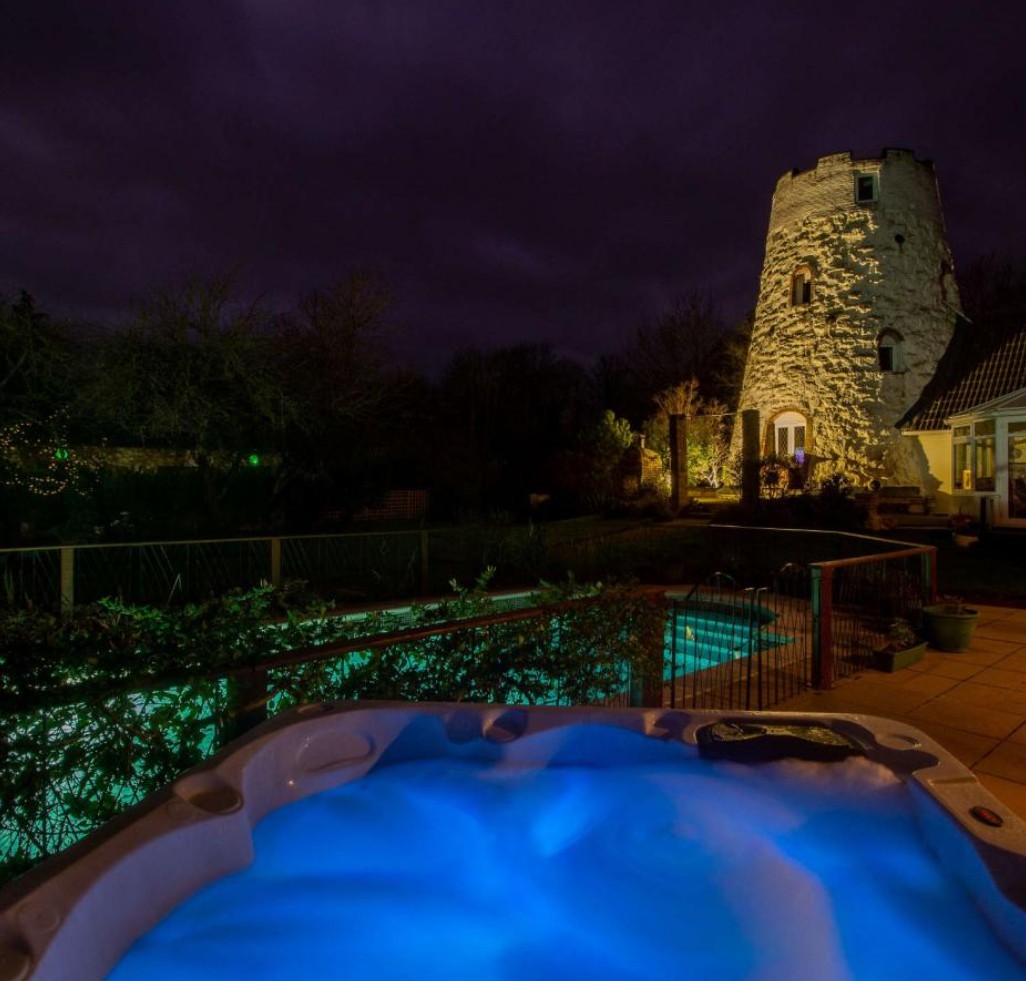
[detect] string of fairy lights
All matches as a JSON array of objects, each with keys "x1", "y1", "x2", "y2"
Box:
[
  {"x1": 0, "y1": 413, "x2": 79, "y2": 497},
  {"x1": 0, "y1": 413, "x2": 269, "y2": 499}
]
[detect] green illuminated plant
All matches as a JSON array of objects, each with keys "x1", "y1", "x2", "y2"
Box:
[{"x1": 0, "y1": 575, "x2": 664, "y2": 885}]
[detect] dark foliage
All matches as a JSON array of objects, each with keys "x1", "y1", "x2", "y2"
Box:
[{"x1": 0, "y1": 578, "x2": 664, "y2": 884}]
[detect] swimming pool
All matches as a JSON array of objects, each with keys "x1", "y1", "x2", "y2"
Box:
[
  {"x1": 666, "y1": 603, "x2": 790, "y2": 670},
  {"x1": 2, "y1": 704, "x2": 1024, "y2": 979}
]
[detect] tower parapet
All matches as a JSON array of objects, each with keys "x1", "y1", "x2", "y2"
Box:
[{"x1": 734, "y1": 148, "x2": 959, "y2": 485}]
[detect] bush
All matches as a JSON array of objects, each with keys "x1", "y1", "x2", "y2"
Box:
[{"x1": 0, "y1": 575, "x2": 664, "y2": 883}]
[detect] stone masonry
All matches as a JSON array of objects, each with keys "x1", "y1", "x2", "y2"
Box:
[{"x1": 734, "y1": 148, "x2": 961, "y2": 486}]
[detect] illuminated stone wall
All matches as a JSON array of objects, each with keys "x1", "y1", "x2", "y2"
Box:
[{"x1": 734, "y1": 148, "x2": 960, "y2": 487}]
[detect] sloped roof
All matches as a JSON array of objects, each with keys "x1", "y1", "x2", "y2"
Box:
[
  {"x1": 897, "y1": 321, "x2": 1026, "y2": 430},
  {"x1": 947, "y1": 385, "x2": 1026, "y2": 420}
]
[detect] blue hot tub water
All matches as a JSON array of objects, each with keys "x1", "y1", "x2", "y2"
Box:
[{"x1": 110, "y1": 722, "x2": 1026, "y2": 981}]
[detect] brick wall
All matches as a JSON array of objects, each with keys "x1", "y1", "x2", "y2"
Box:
[{"x1": 352, "y1": 489, "x2": 430, "y2": 523}]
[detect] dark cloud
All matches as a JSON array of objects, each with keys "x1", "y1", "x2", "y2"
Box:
[{"x1": 3, "y1": 1, "x2": 1026, "y2": 372}]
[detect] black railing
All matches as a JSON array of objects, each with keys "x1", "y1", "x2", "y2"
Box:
[
  {"x1": 811, "y1": 547, "x2": 936, "y2": 686},
  {"x1": 668, "y1": 569, "x2": 811, "y2": 711}
]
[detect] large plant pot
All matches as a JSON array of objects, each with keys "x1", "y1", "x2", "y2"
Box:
[
  {"x1": 873, "y1": 641, "x2": 928, "y2": 673},
  {"x1": 922, "y1": 604, "x2": 979, "y2": 653}
]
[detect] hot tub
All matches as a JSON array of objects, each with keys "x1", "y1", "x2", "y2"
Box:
[{"x1": 1, "y1": 704, "x2": 1025, "y2": 979}]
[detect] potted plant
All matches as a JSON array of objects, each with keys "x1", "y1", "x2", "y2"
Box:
[
  {"x1": 949, "y1": 512, "x2": 979, "y2": 548},
  {"x1": 922, "y1": 597, "x2": 979, "y2": 652},
  {"x1": 872, "y1": 617, "x2": 927, "y2": 672}
]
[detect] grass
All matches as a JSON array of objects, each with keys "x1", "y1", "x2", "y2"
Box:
[{"x1": 879, "y1": 528, "x2": 1026, "y2": 606}]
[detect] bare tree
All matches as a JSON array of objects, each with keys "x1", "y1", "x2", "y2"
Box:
[{"x1": 646, "y1": 380, "x2": 730, "y2": 488}]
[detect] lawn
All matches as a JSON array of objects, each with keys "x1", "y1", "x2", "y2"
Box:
[{"x1": 887, "y1": 529, "x2": 1026, "y2": 606}]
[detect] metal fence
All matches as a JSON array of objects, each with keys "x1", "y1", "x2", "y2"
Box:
[
  {"x1": 0, "y1": 521, "x2": 711, "y2": 614},
  {"x1": 705, "y1": 524, "x2": 908, "y2": 585},
  {"x1": 667, "y1": 569, "x2": 811, "y2": 711},
  {"x1": 811, "y1": 547, "x2": 936, "y2": 686},
  {"x1": 0, "y1": 532, "x2": 428, "y2": 613},
  {"x1": 0, "y1": 528, "x2": 940, "y2": 885},
  {"x1": 666, "y1": 529, "x2": 937, "y2": 706}
]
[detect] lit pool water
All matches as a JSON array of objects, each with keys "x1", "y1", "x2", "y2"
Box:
[
  {"x1": 665, "y1": 606, "x2": 791, "y2": 676},
  {"x1": 110, "y1": 724, "x2": 1026, "y2": 980}
]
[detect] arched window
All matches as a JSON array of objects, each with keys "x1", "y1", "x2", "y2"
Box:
[
  {"x1": 790, "y1": 266, "x2": 813, "y2": 307},
  {"x1": 877, "y1": 329, "x2": 904, "y2": 373},
  {"x1": 772, "y1": 411, "x2": 809, "y2": 461}
]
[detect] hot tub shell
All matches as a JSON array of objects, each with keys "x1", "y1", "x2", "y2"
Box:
[{"x1": 1, "y1": 702, "x2": 1025, "y2": 980}]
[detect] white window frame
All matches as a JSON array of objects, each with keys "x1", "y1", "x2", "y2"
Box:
[{"x1": 773, "y1": 411, "x2": 809, "y2": 461}]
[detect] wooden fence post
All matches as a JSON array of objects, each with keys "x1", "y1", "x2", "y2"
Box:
[
  {"x1": 270, "y1": 537, "x2": 282, "y2": 588},
  {"x1": 921, "y1": 549, "x2": 937, "y2": 605},
  {"x1": 811, "y1": 565, "x2": 834, "y2": 689},
  {"x1": 59, "y1": 546, "x2": 74, "y2": 619},
  {"x1": 224, "y1": 668, "x2": 270, "y2": 745}
]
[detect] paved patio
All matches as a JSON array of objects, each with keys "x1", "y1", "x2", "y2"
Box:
[{"x1": 775, "y1": 603, "x2": 1026, "y2": 822}]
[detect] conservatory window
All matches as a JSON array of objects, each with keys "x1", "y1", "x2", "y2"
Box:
[
  {"x1": 1009, "y1": 421, "x2": 1026, "y2": 519},
  {"x1": 974, "y1": 420, "x2": 996, "y2": 492},
  {"x1": 953, "y1": 425, "x2": 971, "y2": 490}
]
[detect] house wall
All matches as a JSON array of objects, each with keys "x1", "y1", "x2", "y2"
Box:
[
  {"x1": 734, "y1": 148, "x2": 960, "y2": 486},
  {"x1": 902, "y1": 430, "x2": 954, "y2": 511}
]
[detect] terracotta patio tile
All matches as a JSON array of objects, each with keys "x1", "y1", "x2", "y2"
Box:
[
  {"x1": 909, "y1": 657, "x2": 984, "y2": 681},
  {"x1": 769, "y1": 694, "x2": 821, "y2": 712},
  {"x1": 907, "y1": 698, "x2": 1025, "y2": 741},
  {"x1": 940, "y1": 681, "x2": 1026, "y2": 716},
  {"x1": 971, "y1": 667, "x2": 1026, "y2": 694},
  {"x1": 955, "y1": 635, "x2": 1022, "y2": 656},
  {"x1": 821, "y1": 679, "x2": 935, "y2": 715},
  {"x1": 974, "y1": 742, "x2": 1026, "y2": 785},
  {"x1": 929, "y1": 647, "x2": 1005, "y2": 667},
  {"x1": 975, "y1": 622, "x2": 1026, "y2": 644},
  {"x1": 1006, "y1": 723, "x2": 1026, "y2": 747},
  {"x1": 774, "y1": 689, "x2": 884, "y2": 717},
  {"x1": 889, "y1": 672, "x2": 962, "y2": 696},
  {"x1": 993, "y1": 651, "x2": 1026, "y2": 675},
  {"x1": 859, "y1": 668, "x2": 914, "y2": 686}
]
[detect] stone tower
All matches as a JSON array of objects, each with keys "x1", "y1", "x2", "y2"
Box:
[{"x1": 734, "y1": 148, "x2": 960, "y2": 486}]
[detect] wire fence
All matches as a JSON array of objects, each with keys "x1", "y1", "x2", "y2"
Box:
[
  {"x1": 811, "y1": 547, "x2": 935, "y2": 686},
  {"x1": 0, "y1": 522, "x2": 711, "y2": 614},
  {"x1": 0, "y1": 532, "x2": 428, "y2": 613},
  {"x1": 667, "y1": 569, "x2": 811, "y2": 711}
]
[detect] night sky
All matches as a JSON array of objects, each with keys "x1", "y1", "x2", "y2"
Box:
[{"x1": 3, "y1": 2, "x2": 1025, "y2": 373}]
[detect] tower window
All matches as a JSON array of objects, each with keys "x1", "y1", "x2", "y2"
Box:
[
  {"x1": 790, "y1": 267, "x2": 813, "y2": 306},
  {"x1": 855, "y1": 174, "x2": 878, "y2": 203},
  {"x1": 877, "y1": 330, "x2": 904, "y2": 372},
  {"x1": 772, "y1": 411, "x2": 810, "y2": 460}
]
